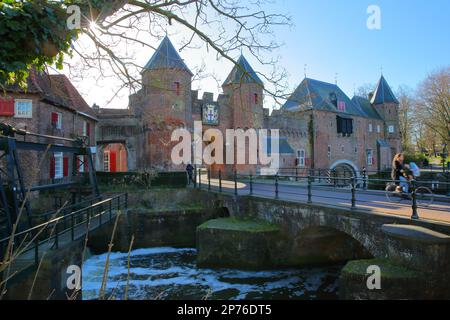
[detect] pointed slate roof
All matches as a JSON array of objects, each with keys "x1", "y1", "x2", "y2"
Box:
[
  {"x1": 143, "y1": 36, "x2": 193, "y2": 75},
  {"x1": 282, "y1": 78, "x2": 364, "y2": 117},
  {"x1": 370, "y1": 75, "x2": 399, "y2": 105},
  {"x1": 264, "y1": 137, "x2": 295, "y2": 154},
  {"x1": 352, "y1": 96, "x2": 383, "y2": 120},
  {"x1": 223, "y1": 55, "x2": 264, "y2": 86}
]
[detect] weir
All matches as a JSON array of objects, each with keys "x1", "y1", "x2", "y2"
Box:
[{"x1": 4, "y1": 188, "x2": 450, "y2": 300}]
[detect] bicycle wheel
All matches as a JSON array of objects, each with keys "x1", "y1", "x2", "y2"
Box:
[
  {"x1": 385, "y1": 186, "x2": 403, "y2": 203},
  {"x1": 415, "y1": 187, "x2": 434, "y2": 207}
]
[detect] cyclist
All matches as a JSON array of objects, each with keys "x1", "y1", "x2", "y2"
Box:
[{"x1": 391, "y1": 153, "x2": 412, "y2": 193}]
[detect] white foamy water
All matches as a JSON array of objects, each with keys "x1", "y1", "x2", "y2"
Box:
[{"x1": 82, "y1": 247, "x2": 341, "y2": 300}]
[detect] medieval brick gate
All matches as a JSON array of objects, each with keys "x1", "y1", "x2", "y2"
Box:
[{"x1": 95, "y1": 108, "x2": 144, "y2": 172}]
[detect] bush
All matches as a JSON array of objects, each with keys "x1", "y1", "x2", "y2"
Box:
[{"x1": 404, "y1": 153, "x2": 428, "y2": 167}]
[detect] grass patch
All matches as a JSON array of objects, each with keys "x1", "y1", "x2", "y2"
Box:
[
  {"x1": 342, "y1": 259, "x2": 422, "y2": 279},
  {"x1": 131, "y1": 203, "x2": 211, "y2": 213},
  {"x1": 198, "y1": 218, "x2": 279, "y2": 233}
]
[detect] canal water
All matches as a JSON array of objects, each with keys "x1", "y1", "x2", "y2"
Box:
[{"x1": 82, "y1": 247, "x2": 342, "y2": 300}]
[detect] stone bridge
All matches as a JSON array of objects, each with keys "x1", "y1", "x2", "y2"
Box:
[{"x1": 205, "y1": 192, "x2": 450, "y2": 298}]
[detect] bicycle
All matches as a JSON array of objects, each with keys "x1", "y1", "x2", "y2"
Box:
[{"x1": 385, "y1": 179, "x2": 434, "y2": 207}]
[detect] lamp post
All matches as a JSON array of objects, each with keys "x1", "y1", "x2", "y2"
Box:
[{"x1": 442, "y1": 143, "x2": 448, "y2": 173}]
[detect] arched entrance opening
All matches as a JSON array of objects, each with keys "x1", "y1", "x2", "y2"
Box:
[
  {"x1": 100, "y1": 143, "x2": 128, "y2": 172},
  {"x1": 292, "y1": 226, "x2": 373, "y2": 266},
  {"x1": 330, "y1": 160, "x2": 359, "y2": 187}
]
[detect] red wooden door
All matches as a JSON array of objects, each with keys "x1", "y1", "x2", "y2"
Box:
[{"x1": 110, "y1": 151, "x2": 117, "y2": 173}]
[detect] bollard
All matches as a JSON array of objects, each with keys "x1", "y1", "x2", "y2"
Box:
[
  {"x1": 295, "y1": 167, "x2": 298, "y2": 182},
  {"x1": 250, "y1": 174, "x2": 253, "y2": 196},
  {"x1": 219, "y1": 170, "x2": 222, "y2": 193},
  {"x1": 363, "y1": 168, "x2": 367, "y2": 190},
  {"x1": 333, "y1": 170, "x2": 337, "y2": 188},
  {"x1": 275, "y1": 175, "x2": 279, "y2": 199},
  {"x1": 351, "y1": 177, "x2": 356, "y2": 209},
  {"x1": 307, "y1": 175, "x2": 312, "y2": 204},
  {"x1": 411, "y1": 180, "x2": 419, "y2": 220},
  {"x1": 194, "y1": 165, "x2": 197, "y2": 188},
  {"x1": 234, "y1": 170, "x2": 238, "y2": 196},
  {"x1": 198, "y1": 168, "x2": 202, "y2": 190},
  {"x1": 208, "y1": 168, "x2": 211, "y2": 191}
]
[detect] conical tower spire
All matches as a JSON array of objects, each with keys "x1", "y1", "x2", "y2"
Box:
[
  {"x1": 143, "y1": 36, "x2": 193, "y2": 75},
  {"x1": 371, "y1": 75, "x2": 399, "y2": 105},
  {"x1": 223, "y1": 55, "x2": 264, "y2": 87}
]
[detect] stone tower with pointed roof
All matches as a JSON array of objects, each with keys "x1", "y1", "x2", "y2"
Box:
[
  {"x1": 220, "y1": 55, "x2": 266, "y2": 174},
  {"x1": 222, "y1": 55, "x2": 265, "y2": 130},
  {"x1": 139, "y1": 36, "x2": 193, "y2": 169},
  {"x1": 370, "y1": 75, "x2": 401, "y2": 155}
]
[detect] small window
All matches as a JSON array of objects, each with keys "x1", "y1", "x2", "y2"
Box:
[
  {"x1": 297, "y1": 149, "x2": 305, "y2": 167},
  {"x1": 54, "y1": 152, "x2": 64, "y2": 179},
  {"x1": 369, "y1": 123, "x2": 373, "y2": 133},
  {"x1": 83, "y1": 121, "x2": 90, "y2": 137},
  {"x1": 174, "y1": 82, "x2": 181, "y2": 96},
  {"x1": 367, "y1": 150, "x2": 374, "y2": 166},
  {"x1": 327, "y1": 145, "x2": 332, "y2": 159},
  {"x1": 52, "y1": 112, "x2": 62, "y2": 129},
  {"x1": 377, "y1": 125, "x2": 381, "y2": 133},
  {"x1": 14, "y1": 99, "x2": 32, "y2": 118},
  {"x1": 254, "y1": 93, "x2": 259, "y2": 104},
  {"x1": 341, "y1": 145, "x2": 345, "y2": 153},
  {"x1": 103, "y1": 151, "x2": 110, "y2": 172},
  {"x1": 388, "y1": 125, "x2": 395, "y2": 134},
  {"x1": 338, "y1": 101, "x2": 346, "y2": 112}
]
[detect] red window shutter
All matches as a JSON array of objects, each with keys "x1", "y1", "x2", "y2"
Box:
[
  {"x1": 110, "y1": 151, "x2": 117, "y2": 173},
  {"x1": 0, "y1": 97, "x2": 14, "y2": 116},
  {"x1": 84, "y1": 155, "x2": 89, "y2": 171},
  {"x1": 50, "y1": 156, "x2": 56, "y2": 179},
  {"x1": 254, "y1": 94, "x2": 258, "y2": 104},
  {"x1": 51, "y1": 112, "x2": 58, "y2": 126},
  {"x1": 86, "y1": 122, "x2": 91, "y2": 137},
  {"x1": 63, "y1": 157, "x2": 69, "y2": 177}
]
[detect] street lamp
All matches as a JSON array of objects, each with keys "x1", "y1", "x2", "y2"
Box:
[{"x1": 442, "y1": 143, "x2": 448, "y2": 173}]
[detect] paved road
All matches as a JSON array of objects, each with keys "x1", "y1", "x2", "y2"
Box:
[{"x1": 199, "y1": 177, "x2": 450, "y2": 224}]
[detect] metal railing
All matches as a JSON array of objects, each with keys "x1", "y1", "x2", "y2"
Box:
[
  {"x1": 195, "y1": 168, "x2": 450, "y2": 221},
  {"x1": 0, "y1": 194, "x2": 128, "y2": 270}
]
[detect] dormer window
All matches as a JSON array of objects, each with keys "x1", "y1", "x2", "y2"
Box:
[
  {"x1": 329, "y1": 92, "x2": 337, "y2": 107},
  {"x1": 338, "y1": 101, "x2": 346, "y2": 112}
]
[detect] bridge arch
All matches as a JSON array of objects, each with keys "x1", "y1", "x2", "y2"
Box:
[
  {"x1": 330, "y1": 159, "x2": 360, "y2": 177},
  {"x1": 292, "y1": 225, "x2": 373, "y2": 264}
]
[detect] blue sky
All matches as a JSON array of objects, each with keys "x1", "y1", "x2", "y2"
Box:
[
  {"x1": 266, "y1": 0, "x2": 450, "y2": 97},
  {"x1": 66, "y1": 0, "x2": 450, "y2": 109}
]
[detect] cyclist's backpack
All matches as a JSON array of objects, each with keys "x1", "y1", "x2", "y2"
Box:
[{"x1": 410, "y1": 162, "x2": 421, "y2": 177}]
